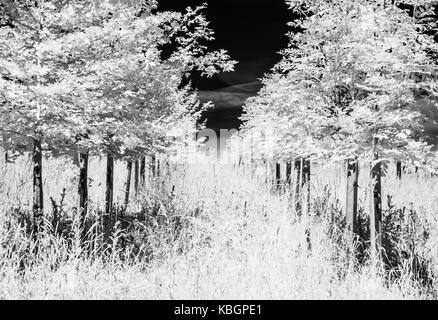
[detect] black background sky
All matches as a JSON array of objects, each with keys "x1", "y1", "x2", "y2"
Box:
[
  {"x1": 158, "y1": 0, "x2": 293, "y2": 90},
  {"x1": 157, "y1": 0, "x2": 294, "y2": 131}
]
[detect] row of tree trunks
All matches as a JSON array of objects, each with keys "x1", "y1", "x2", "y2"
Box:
[
  {"x1": 150, "y1": 154, "x2": 161, "y2": 177},
  {"x1": 124, "y1": 157, "x2": 148, "y2": 207},
  {"x1": 112, "y1": 156, "x2": 157, "y2": 213},
  {"x1": 272, "y1": 157, "x2": 383, "y2": 263},
  {"x1": 31, "y1": 145, "x2": 384, "y2": 259},
  {"x1": 345, "y1": 158, "x2": 382, "y2": 263},
  {"x1": 31, "y1": 146, "x2": 158, "y2": 241},
  {"x1": 273, "y1": 158, "x2": 311, "y2": 216},
  {"x1": 33, "y1": 144, "x2": 91, "y2": 242}
]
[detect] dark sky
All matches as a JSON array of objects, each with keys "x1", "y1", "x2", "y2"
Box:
[
  {"x1": 158, "y1": 0, "x2": 293, "y2": 130},
  {"x1": 158, "y1": 0, "x2": 292, "y2": 90}
]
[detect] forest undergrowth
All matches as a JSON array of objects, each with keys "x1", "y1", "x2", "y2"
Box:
[{"x1": 0, "y1": 155, "x2": 437, "y2": 299}]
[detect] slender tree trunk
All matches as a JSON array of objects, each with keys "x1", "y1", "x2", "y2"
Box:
[
  {"x1": 303, "y1": 159, "x2": 310, "y2": 181},
  {"x1": 275, "y1": 162, "x2": 281, "y2": 190},
  {"x1": 295, "y1": 159, "x2": 303, "y2": 214},
  {"x1": 165, "y1": 157, "x2": 170, "y2": 177},
  {"x1": 105, "y1": 153, "x2": 114, "y2": 216},
  {"x1": 134, "y1": 159, "x2": 139, "y2": 195},
  {"x1": 125, "y1": 161, "x2": 133, "y2": 207},
  {"x1": 33, "y1": 139, "x2": 44, "y2": 239},
  {"x1": 151, "y1": 154, "x2": 156, "y2": 177},
  {"x1": 262, "y1": 158, "x2": 268, "y2": 185},
  {"x1": 156, "y1": 158, "x2": 161, "y2": 177},
  {"x1": 78, "y1": 151, "x2": 89, "y2": 238},
  {"x1": 140, "y1": 156, "x2": 146, "y2": 185},
  {"x1": 295, "y1": 158, "x2": 311, "y2": 215},
  {"x1": 103, "y1": 153, "x2": 114, "y2": 245},
  {"x1": 286, "y1": 161, "x2": 292, "y2": 186},
  {"x1": 371, "y1": 160, "x2": 383, "y2": 265},
  {"x1": 396, "y1": 161, "x2": 402, "y2": 180},
  {"x1": 346, "y1": 158, "x2": 359, "y2": 252},
  {"x1": 303, "y1": 159, "x2": 311, "y2": 185},
  {"x1": 303, "y1": 159, "x2": 311, "y2": 214},
  {"x1": 298, "y1": 158, "x2": 312, "y2": 251}
]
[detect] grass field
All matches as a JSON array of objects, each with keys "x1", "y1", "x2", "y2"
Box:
[{"x1": 0, "y1": 150, "x2": 437, "y2": 299}]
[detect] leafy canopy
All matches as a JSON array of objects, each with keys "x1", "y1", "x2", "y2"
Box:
[
  {"x1": 0, "y1": 0, "x2": 235, "y2": 160},
  {"x1": 242, "y1": 0, "x2": 438, "y2": 169}
]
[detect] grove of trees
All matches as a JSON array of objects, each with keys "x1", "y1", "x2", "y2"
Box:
[
  {"x1": 241, "y1": 0, "x2": 438, "y2": 258},
  {"x1": 0, "y1": 0, "x2": 235, "y2": 238},
  {"x1": 2, "y1": 0, "x2": 438, "y2": 266}
]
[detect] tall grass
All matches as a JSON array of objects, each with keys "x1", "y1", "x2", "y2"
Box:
[{"x1": 0, "y1": 151, "x2": 436, "y2": 299}]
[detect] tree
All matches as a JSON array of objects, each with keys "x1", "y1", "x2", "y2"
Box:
[
  {"x1": 241, "y1": 0, "x2": 438, "y2": 258},
  {"x1": 0, "y1": 0, "x2": 235, "y2": 236}
]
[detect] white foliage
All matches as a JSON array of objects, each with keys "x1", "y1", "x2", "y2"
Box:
[{"x1": 242, "y1": 0, "x2": 438, "y2": 169}]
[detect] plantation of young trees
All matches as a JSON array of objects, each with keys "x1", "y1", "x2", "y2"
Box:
[
  {"x1": 3, "y1": 0, "x2": 438, "y2": 299},
  {"x1": 0, "y1": 0, "x2": 235, "y2": 239},
  {"x1": 241, "y1": 0, "x2": 438, "y2": 260}
]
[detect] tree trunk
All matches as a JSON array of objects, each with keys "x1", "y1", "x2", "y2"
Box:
[
  {"x1": 134, "y1": 159, "x2": 139, "y2": 195},
  {"x1": 371, "y1": 160, "x2": 383, "y2": 264},
  {"x1": 104, "y1": 153, "x2": 114, "y2": 244},
  {"x1": 303, "y1": 160, "x2": 310, "y2": 182},
  {"x1": 262, "y1": 158, "x2": 268, "y2": 185},
  {"x1": 295, "y1": 159, "x2": 302, "y2": 214},
  {"x1": 396, "y1": 161, "x2": 402, "y2": 180},
  {"x1": 165, "y1": 157, "x2": 170, "y2": 176},
  {"x1": 295, "y1": 158, "x2": 311, "y2": 215},
  {"x1": 303, "y1": 159, "x2": 311, "y2": 214},
  {"x1": 33, "y1": 139, "x2": 44, "y2": 239},
  {"x1": 286, "y1": 161, "x2": 292, "y2": 186},
  {"x1": 156, "y1": 158, "x2": 161, "y2": 177},
  {"x1": 105, "y1": 153, "x2": 114, "y2": 215},
  {"x1": 124, "y1": 161, "x2": 133, "y2": 207},
  {"x1": 78, "y1": 151, "x2": 89, "y2": 237},
  {"x1": 346, "y1": 159, "x2": 359, "y2": 251},
  {"x1": 140, "y1": 156, "x2": 146, "y2": 185},
  {"x1": 275, "y1": 162, "x2": 281, "y2": 190},
  {"x1": 151, "y1": 154, "x2": 156, "y2": 177}
]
